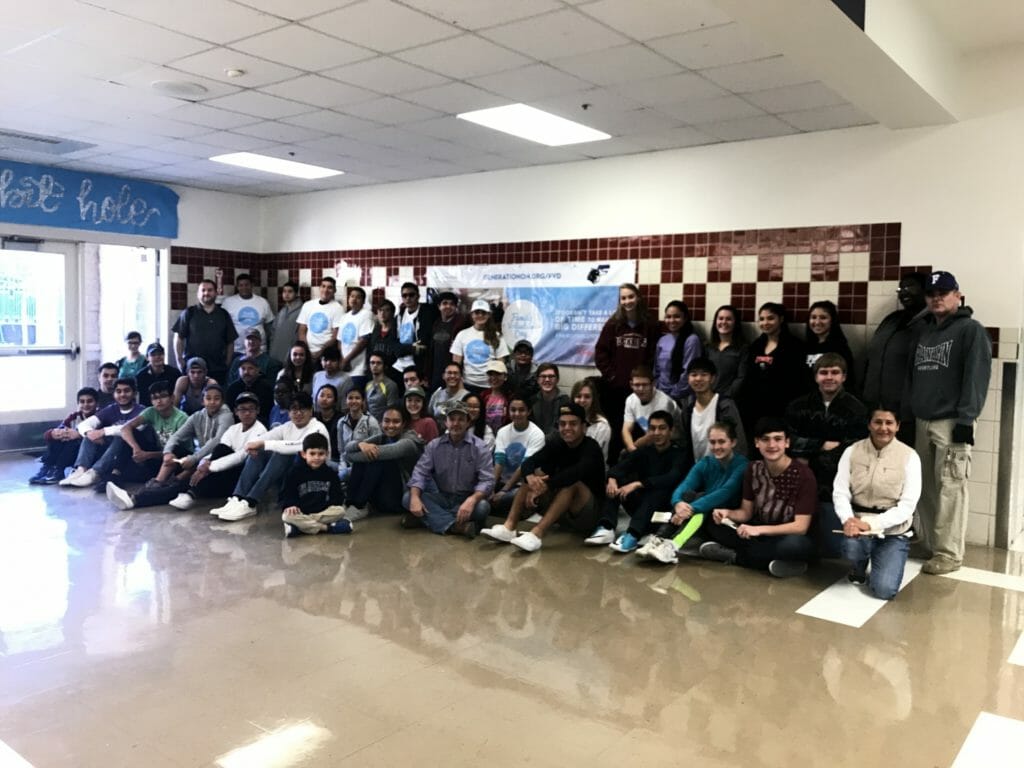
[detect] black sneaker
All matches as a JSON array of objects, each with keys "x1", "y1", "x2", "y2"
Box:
[
  {"x1": 326, "y1": 520, "x2": 353, "y2": 535},
  {"x1": 699, "y1": 541, "x2": 737, "y2": 564},
  {"x1": 768, "y1": 560, "x2": 808, "y2": 578},
  {"x1": 847, "y1": 568, "x2": 867, "y2": 585},
  {"x1": 400, "y1": 513, "x2": 424, "y2": 529},
  {"x1": 29, "y1": 465, "x2": 51, "y2": 484},
  {"x1": 41, "y1": 467, "x2": 64, "y2": 485}
]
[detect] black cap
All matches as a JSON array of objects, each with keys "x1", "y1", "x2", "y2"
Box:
[
  {"x1": 558, "y1": 402, "x2": 586, "y2": 422},
  {"x1": 926, "y1": 270, "x2": 959, "y2": 293}
]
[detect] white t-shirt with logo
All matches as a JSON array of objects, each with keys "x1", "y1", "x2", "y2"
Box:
[
  {"x1": 494, "y1": 421, "x2": 546, "y2": 472},
  {"x1": 335, "y1": 307, "x2": 374, "y2": 376},
  {"x1": 449, "y1": 327, "x2": 510, "y2": 388},
  {"x1": 623, "y1": 389, "x2": 680, "y2": 433},
  {"x1": 394, "y1": 305, "x2": 420, "y2": 374},
  {"x1": 297, "y1": 299, "x2": 345, "y2": 356},
  {"x1": 222, "y1": 293, "x2": 273, "y2": 353}
]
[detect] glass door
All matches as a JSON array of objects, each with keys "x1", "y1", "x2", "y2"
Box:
[{"x1": 0, "y1": 241, "x2": 80, "y2": 425}]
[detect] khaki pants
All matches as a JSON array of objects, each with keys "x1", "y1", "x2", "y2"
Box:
[
  {"x1": 915, "y1": 418, "x2": 972, "y2": 563},
  {"x1": 282, "y1": 505, "x2": 347, "y2": 534}
]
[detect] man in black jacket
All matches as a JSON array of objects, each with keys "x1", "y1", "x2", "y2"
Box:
[
  {"x1": 481, "y1": 402, "x2": 605, "y2": 553},
  {"x1": 785, "y1": 353, "x2": 867, "y2": 556},
  {"x1": 584, "y1": 410, "x2": 688, "y2": 552}
]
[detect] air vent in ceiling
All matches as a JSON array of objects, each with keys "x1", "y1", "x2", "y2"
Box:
[{"x1": 0, "y1": 129, "x2": 95, "y2": 156}]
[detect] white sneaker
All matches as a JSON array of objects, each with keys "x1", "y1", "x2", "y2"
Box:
[
  {"x1": 59, "y1": 467, "x2": 86, "y2": 487},
  {"x1": 651, "y1": 539, "x2": 679, "y2": 565},
  {"x1": 481, "y1": 524, "x2": 515, "y2": 543},
  {"x1": 510, "y1": 531, "x2": 543, "y2": 553},
  {"x1": 345, "y1": 504, "x2": 369, "y2": 522},
  {"x1": 583, "y1": 526, "x2": 615, "y2": 546},
  {"x1": 636, "y1": 535, "x2": 661, "y2": 559},
  {"x1": 106, "y1": 482, "x2": 134, "y2": 510},
  {"x1": 169, "y1": 493, "x2": 195, "y2": 510},
  {"x1": 210, "y1": 496, "x2": 239, "y2": 516},
  {"x1": 218, "y1": 498, "x2": 257, "y2": 521},
  {"x1": 68, "y1": 468, "x2": 99, "y2": 488}
]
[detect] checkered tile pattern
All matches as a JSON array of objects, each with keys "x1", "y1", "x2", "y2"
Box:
[{"x1": 168, "y1": 222, "x2": 1012, "y2": 359}]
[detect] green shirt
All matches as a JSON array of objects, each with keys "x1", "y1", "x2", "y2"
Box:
[{"x1": 142, "y1": 406, "x2": 187, "y2": 447}]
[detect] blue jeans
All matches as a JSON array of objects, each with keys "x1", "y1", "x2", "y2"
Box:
[
  {"x1": 402, "y1": 490, "x2": 489, "y2": 535},
  {"x1": 233, "y1": 451, "x2": 298, "y2": 502},
  {"x1": 74, "y1": 436, "x2": 110, "y2": 469},
  {"x1": 842, "y1": 534, "x2": 910, "y2": 600}
]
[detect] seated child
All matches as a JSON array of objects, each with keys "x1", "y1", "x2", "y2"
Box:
[
  {"x1": 30, "y1": 387, "x2": 99, "y2": 484},
  {"x1": 281, "y1": 432, "x2": 353, "y2": 537}
]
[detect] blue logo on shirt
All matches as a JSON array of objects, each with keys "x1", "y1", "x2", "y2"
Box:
[
  {"x1": 505, "y1": 441, "x2": 526, "y2": 469},
  {"x1": 399, "y1": 321, "x2": 414, "y2": 344},
  {"x1": 465, "y1": 339, "x2": 490, "y2": 365},
  {"x1": 237, "y1": 306, "x2": 260, "y2": 327},
  {"x1": 309, "y1": 312, "x2": 329, "y2": 334},
  {"x1": 342, "y1": 322, "x2": 358, "y2": 345}
]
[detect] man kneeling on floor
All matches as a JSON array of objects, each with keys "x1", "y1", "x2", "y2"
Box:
[
  {"x1": 282, "y1": 432, "x2": 353, "y2": 537},
  {"x1": 699, "y1": 416, "x2": 818, "y2": 578},
  {"x1": 211, "y1": 391, "x2": 329, "y2": 521},
  {"x1": 481, "y1": 402, "x2": 606, "y2": 553},
  {"x1": 584, "y1": 409, "x2": 688, "y2": 553},
  {"x1": 833, "y1": 407, "x2": 921, "y2": 599},
  {"x1": 403, "y1": 399, "x2": 493, "y2": 537}
]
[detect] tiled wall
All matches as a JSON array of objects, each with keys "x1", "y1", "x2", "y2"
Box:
[{"x1": 169, "y1": 221, "x2": 1019, "y2": 547}]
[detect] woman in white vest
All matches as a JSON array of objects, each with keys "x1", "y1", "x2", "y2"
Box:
[{"x1": 832, "y1": 407, "x2": 922, "y2": 600}]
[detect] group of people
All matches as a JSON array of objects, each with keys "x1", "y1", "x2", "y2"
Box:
[{"x1": 30, "y1": 268, "x2": 991, "y2": 598}]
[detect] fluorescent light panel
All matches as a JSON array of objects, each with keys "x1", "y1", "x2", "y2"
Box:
[
  {"x1": 457, "y1": 103, "x2": 610, "y2": 146},
  {"x1": 209, "y1": 152, "x2": 343, "y2": 179}
]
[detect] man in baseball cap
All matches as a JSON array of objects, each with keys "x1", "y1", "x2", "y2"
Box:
[
  {"x1": 907, "y1": 270, "x2": 992, "y2": 575},
  {"x1": 481, "y1": 401, "x2": 606, "y2": 553}
]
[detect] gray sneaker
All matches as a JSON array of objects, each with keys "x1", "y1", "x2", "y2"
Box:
[
  {"x1": 768, "y1": 560, "x2": 808, "y2": 578},
  {"x1": 698, "y1": 541, "x2": 737, "y2": 564}
]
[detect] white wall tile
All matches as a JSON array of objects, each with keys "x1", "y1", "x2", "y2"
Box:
[
  {"x1": 169, "y1": 264, "x2": 187, "y2": 282},
  {"x1": 683, "y1": 256, "x2": 707, "y2": 283},
  {"x1": 971, "y1": 450, "x2": 994, "y2": 484},
  {"x1": 975, "y1": 421, "x2": 997, "y2": 453},
  {"x1": 638, "y1": 257, "x2": 661, "y2": 282},
  {"x1": 980, "y1": 396, "x2": 1001, "y2": 423},
  {"x1": 299, "y1": 268, "x2": 312, "y2": 286},
  {"x1": 969, "y1": 480, "x2": 993, "y2": 515},
  {"x1": 966, "y1": 511, "x2": 994, "y2": 546}
]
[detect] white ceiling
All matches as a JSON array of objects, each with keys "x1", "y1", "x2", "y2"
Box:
[{"x1": 0, "y1": 0, "x2": 1014, "y2": 197}]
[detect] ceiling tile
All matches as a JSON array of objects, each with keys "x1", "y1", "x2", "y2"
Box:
[
  {"x1": 695, "y1": 114, "x2": 798, "y2": 141},
  {"x1": 324, "y1": 56, "x2": 449, "y2": 94},
  {"x1": 153, "y1": 137, "x2": 238, "y2": 158},
  {"x1": 280, "y1": 110, "x2": 383, "y2": 134},
  {"x1": 396, "y1": 34, "x2": 531, "y2": 79},
  {"x1": 403, "y1": 116, "x2": 528, "y2": 153},
  {"x1": 551, "y1": 44, "x2": 682, "y2": 87},
  {"x1": 533, "y1": 87, "x2": 643, "y2": 119},
  {"x1": 260, "y1": 74, "x2": 378, "y2": 108},
  {"x1": 701, "y1": 56, "x2": 813, "y2": 93},
  {"x1": 649, "y1": 22, "x2": 777, "y2": 70},
  {"x1": 656, "y1": 94, "x2": 765, "y2": 124},
  {"x1": 231, "y1": 120, "x2": 328, "y2": 143},
  {"x1": 96, "y1": 0, "x2": 286, "y2": 44},
  {"x1": 191, "y1": 131, "x2": 278, "y2": 151},
  {"x1": 232, "y1": 0, "x2": 359, "y2": 21},
  {"x1": 400, "y1": 82, "x2": 507, "y2": 114},
  {"x1": 310, "y1": 0, "x2": 460, "y2": 53},
  {"x1": 626, "y1": 126, "x2": 717, "y2": 151},
  {"x1": 399, "y1": 0, "x2": 562, "y2": 30},
  {"x1": 612, "y1": 72, "x2": 727, "y2": 106},
  {"x1": 59, "y1": 14, "x2": 212, "y2": 64},
  {"x1": 119, "y1": 147, "x2": 198, "y2": 166},
  {"x1": 5, "y1": 36, "x2": 143, "y2": 81},
  {"x1": 572, "y1": 137, "x2": 646, "y2": 158},
  {"x1": 205, "y1": 91, "x2": 317, "y2": 119},
  {"x1": 778, "y1": 104, "x2": 874, "y2": 132},
  {"x1": 339, "y1": 97, "x2": 443, "y2": 124},
  {"x1": 586, "y1": 107, "x2": 683, "y2": 135},
  {"x1": 743, "y1": 82, "x2": 846, "y2": 113},
  {"x1": 578, "y1": 0, "x2": 732, "y2": 41},
  {"x1": 157, "y1": 103, "x2": 263, "y2": 129},
  {"x1": 480, "y1": 9, "x2": 629, "y2": 60},
  {"x1": 468, "y1": 63, "x2": 591, "y2": 102},
  {"x1": 230, "y1": 24, "x2": 374, "y2": 71},
  {"x1": 170, "y1": 48, "x2": 303, "y2": 88}
]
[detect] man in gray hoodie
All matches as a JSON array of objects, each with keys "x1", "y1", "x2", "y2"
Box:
[{"x1": 906, "y1": 271, "x2": 992, "y2": 574}]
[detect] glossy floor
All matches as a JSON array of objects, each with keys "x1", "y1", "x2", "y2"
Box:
[{"x1": 2, "y1": 454, "x2": 1024, "y2": 767}]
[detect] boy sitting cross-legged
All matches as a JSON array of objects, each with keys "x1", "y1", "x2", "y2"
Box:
[{"x1": 281, "y1": 432, "x2": 353, "y2": 537}]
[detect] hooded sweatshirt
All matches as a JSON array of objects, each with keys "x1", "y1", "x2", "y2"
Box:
[{"x1": 905, "y1": 306, "x2": 992, "y2": 425}]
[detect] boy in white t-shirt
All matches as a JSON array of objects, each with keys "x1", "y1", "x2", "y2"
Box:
[
  {"x1": 336, "y1": 285, "x2": 374, "y2": 391},
  {"x1": 622, "y1": 365, "x2": 680, "y2": 454},
  {"x1": 221, "y1": 273, "x2": 274, "y2": 354},
  {"x1": 297, "y1": 277, "x2": 345, "y2": 360},
  {"x1": 491, "y1": 394, "x2": 546, "y2": 513}
]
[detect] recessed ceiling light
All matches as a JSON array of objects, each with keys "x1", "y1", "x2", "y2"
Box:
[
  {"x1": 151, "y1": 80, "x2": 208, "y2": 98},
  {"x1": 224, "y1": 68, "x2": 247, "y2": 78},
  {"x1": 457, "y1": 103, "x2": 610, "y2": 146},
  {"x1": 209, "y1": 152, "x2": 344, "y2": 180}
]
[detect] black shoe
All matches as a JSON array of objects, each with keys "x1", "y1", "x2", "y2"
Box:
[
  {"x1": 400, "y1": 513, "x2": 425, "y2": 529},
  {"x1": 41, "y1": 467, "x2": 64, "y2": 485},
  {"x1": 847, "y1": 568, "x2": 867, "y2": 586},
  {"x1": 29, "y1": 465, "x2": 51, "y2": 484}
]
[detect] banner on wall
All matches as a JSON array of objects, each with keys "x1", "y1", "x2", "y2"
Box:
[
  {"x1": 0, "y1": 158, "x2": 179, "y2": 238},
  {"x1": 426, "y1": 260, "x2": 635, "y2": 366}
]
